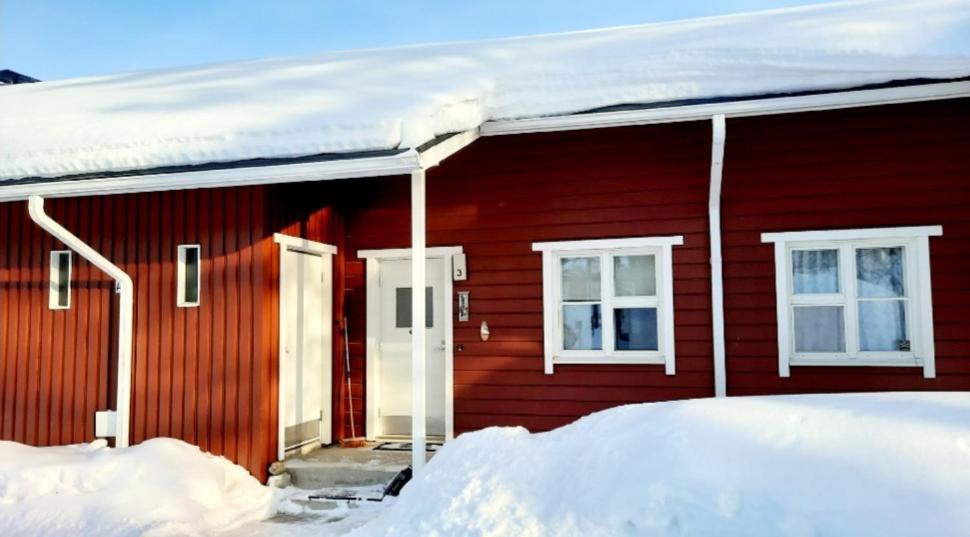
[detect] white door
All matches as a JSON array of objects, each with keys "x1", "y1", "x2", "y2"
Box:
[
  {"x1": 281, "y1": 247, "x2": 332, "y2": 451},
  {"x1": 378, "y1": 258, "x2": 446, "y2": 437}
]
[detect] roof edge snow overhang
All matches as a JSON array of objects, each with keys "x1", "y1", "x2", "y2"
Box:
[{"x1": 0, "y1": 80, "x2": 968, "y2": 201}]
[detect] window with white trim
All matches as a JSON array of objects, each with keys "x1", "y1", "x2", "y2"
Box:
[
  {"x1": 177, "y1": 244, "x2": 201, "y2": 307},
  {"x1": 532, "y1": 236, "x2": 682, "y2": 375},
  {"x1": 49, "y1": 250, "x2": 72, "y2": 310},
  {"x1": 762, "y1": 226, "x2": 941, "y2": 379}
]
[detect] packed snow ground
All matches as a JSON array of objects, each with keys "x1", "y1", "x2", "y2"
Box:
[
  {"x1": 2, "y1": 0, "x2": 970, "y2": 180},
  {"x1": 2, "y1": 393, "x2": 969, "y2": 536},
  {"x1": 352, "y1": 392, "x2": 970, "y2": 537}
]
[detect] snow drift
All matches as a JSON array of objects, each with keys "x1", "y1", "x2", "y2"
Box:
[
  {"x1": 354, "y1": 393, "x2": 970, "y2": 537},
  {"x1": 0, "y1": 438, "x2": 274, "y2": 537},
  {"x1": 2, "y1": 0, "x2": 970, "y2": 180}
]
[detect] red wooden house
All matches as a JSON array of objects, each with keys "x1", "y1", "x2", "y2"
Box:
[{"x1": 2, "y1": 2, "x2": 969, "y2": 481}]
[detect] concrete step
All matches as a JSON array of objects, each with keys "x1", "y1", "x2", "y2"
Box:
[
  {"x1": 287, "y1": 464, "x2": 399, "y2": 489},
  {"x1": 284, "y1": 443, "x2": 419, "y2": 489}
]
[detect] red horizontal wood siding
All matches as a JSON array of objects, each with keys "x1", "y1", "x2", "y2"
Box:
[
  {"x1": 721, "y1": 98, "x2": 970, "y2": 394},
  {"x1": 0, "y1": 188, "x2": 278, "y2": 480},
  {"x1": 332, "y1": 121, "x2": 716, "y2": 436}
]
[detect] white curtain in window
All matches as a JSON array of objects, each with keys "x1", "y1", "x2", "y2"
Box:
[{"x1": 792, "y1": 249, "x2": 839, "y2": 294}]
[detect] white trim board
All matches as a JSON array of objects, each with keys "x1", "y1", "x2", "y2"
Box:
[
  {"x1": 358, "y1": 246, "x2": 462, "y2": 443},
  {"x1": 274, "y1": 233, "x2": 338, "y2": 255},
  {"x1": 532, "y1": 236, "x2": 684, "y2": 252},
  {"x1": 762, "y1": 226, "x2": 943, "y2": 243},
  {"x1": 275, "y1": 233, "x2": 338, "y2": 462}
]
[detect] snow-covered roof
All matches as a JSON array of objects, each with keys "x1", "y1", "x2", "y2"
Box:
[{"x1": 2, "y1": 0, "x2": 969, "y2": 182}]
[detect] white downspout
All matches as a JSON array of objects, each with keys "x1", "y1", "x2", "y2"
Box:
[
  {"x1": 410, "y1": 169, "x2": 427, "y2": 471},
  {"x1": 27, "y1": 195, "x2": 135, "y2": 447},
  {"x1": 709, "y1": 115, "x2": 728, "y2": 397}
]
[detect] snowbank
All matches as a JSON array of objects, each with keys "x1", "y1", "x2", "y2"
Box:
[
  {"x1": 354, "y1": 393, "x2": 970, "y2": 537},
  {"x1": 0, "y1": 438, "x2": 274, "y2": 537},
  {"x1": 2, "y1": 0, "x2": 970, "y2": 180}
]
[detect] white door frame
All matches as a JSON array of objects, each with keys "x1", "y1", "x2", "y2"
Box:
[
  {"x1": 275, "y1": 233, "x2": 337, "y2": 461},
  {"x1": 358, "y1": 246, "x2": 461, "y2": 442}
]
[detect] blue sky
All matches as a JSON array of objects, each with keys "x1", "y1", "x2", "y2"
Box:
[{"x1": 2, "y1": 0, "x2": 836, "y2": 81}]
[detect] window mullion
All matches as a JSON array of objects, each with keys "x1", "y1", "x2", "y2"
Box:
[
  {"x1": 602, "y1": 252, "x2": 614, "y2": 356},
  {"x1": 843, "y1": 243, "x2": 860, "y2": 356}
]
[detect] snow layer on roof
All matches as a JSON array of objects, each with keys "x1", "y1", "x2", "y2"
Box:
[
  {"x1": 354, "y1": 392, "x2": 970, "y2": 537},
  {"x1": 2, "y1": 0, "x2": 970, "y2": 181}
]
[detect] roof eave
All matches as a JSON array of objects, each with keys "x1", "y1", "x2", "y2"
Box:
[
  {"x1": 1, "y1": 80, "x2": 968, "y2": 201},
  {"x1": 481, "y1": 80, "x2": 970, "y2": 136}
]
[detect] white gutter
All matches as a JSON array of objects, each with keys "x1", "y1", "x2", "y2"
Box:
[
  {"x1": 27, "y1": 195, "x2": 135, "y2": 447},
  {"x1": 481, "y1": 81, "x2": 970, "y2": 136},
  {"x1": 0, "y1": 151, "x2": 422, "y2": 202},
  {"x1": 708, "y1": 116, "x2": 727, "y2": 398}
]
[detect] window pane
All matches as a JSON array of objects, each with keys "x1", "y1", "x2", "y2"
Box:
[
  {"x1": 184, "y1": 247, "x2": 200, "y2": 304},
  {"x1": 56, "y1": 252, "x2": 70, "y2": 307},
  {"x1": 395, "y1": 287, "x2": 433, "y2": 328},
  {"x1": 856, "y1": 247, "x2": 904, "y2": 298},
  {"x1": 614, "y1": 307, "x2": 658, "y2": 351},
  {"x1": 793, "y1": 306, "x2": 845, "y2": 353},
  {"x1": 792, "y1": 249, "x2": 840, "y2": 294},
  {"x1": 563, "y1": 304, "x2": 602, "y2": 350},
  {"x1": 613, "y1": 255, "x2": 656, "y2": 297},
  {"x1": 561, "y1": 257, "x2": 600, "y2": 301},
  {"x1": 859, "y1": 300, "x2": 907, "y2": 351}
]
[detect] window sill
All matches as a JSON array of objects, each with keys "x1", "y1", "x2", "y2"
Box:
[
  {"x1": 552, "y1": 355, "x2": 667, "y2": 366},
  {"x1": 789, "y1": 357, "x2": 923, "y2": 368}
]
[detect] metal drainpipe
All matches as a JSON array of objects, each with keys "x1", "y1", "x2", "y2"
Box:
[
  {"x1": 27, "y1": 195, "x2": 135, "y2": 447},
  {"x1": 709, "y1": 115, "x2": 728, "y2": 397}
]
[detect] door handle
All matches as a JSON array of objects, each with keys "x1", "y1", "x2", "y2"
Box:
[{"x1": 433, "y1": 346, "x2": 446, "y2": 351}]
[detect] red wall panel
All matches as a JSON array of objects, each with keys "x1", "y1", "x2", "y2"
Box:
[
  {"x1": 721, "y1": 98, "x2": 970, "y2": 394},
  {"x1": 0, "y1": 188, "x2": 278, "y2": 480}
]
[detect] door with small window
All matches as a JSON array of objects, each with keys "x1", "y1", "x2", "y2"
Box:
[{"x1": 377, "y1": 258, "x2": 446, "y2": 437}]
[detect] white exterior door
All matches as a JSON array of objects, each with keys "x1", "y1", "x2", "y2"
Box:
[
  {"x1": 378, "y1": 258, "x2": 446, "y2": 437},
  {"x1": 281, "y1": 247, "x2": 332, "y2": 451}
]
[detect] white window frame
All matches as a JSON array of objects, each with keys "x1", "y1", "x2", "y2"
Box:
[
  {"x1": 762, "y1": 226, "x2": 942, "y2": 379},
  {"x1": 49, "y1": 250, "x2": 72, "y2": 310},
  {"x1": 176, "y1": 244, "x2": 202, "y2": 308},
  {"x1": 532, "y1": 236, "x2": 683, "y2": 375}
]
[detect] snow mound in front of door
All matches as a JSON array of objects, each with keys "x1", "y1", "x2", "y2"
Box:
[
  {"x1": 0, "y1": 437, "x2": 275, "y2": 537},
  {"x1": 353, "y1": 392, "x2": 970, "y2": 537}
]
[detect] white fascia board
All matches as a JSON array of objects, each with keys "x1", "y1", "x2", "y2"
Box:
[
  {"x1": 0, "y1": 150, "x2": 421, "y2": 202},
  {"x1": 761, "y1": 225, "x2": 943, "y2": 243},
  {"x1": 482, "y1": 81, "x2": 970, "y2": 136},
  {"x1": 532, "y1": 236, "x2": 684, "y2": 252}
]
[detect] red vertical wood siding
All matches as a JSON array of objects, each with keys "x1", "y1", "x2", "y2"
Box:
[
  {"x1": 721, "y1": 98, "x2": 970, "y2": 394},
  {"x1": 0, "y1": 188, "x2": 278, "y2": 480}
]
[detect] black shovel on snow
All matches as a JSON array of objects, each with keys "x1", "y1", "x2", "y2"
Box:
[{"x1": 308, "y1": 465, "x2": 413, "y2": 502}]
